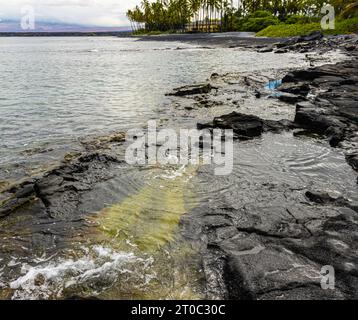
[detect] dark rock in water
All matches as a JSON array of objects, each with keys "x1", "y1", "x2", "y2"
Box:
[
  {"x1": 287, "y1": 58, "x2": 358, "y2": 172},
  {"x1": 258, "y1": 46, "x2": 274, "y2": 53},
  {"x1": 211, "y1": 73, "x2": 219, "y2": 79},
  {"x1": 282, "y1": 63, "x2": 348, "y2": 83},
  {"x1": 274, "y1": 48, "x2": 288, "y2": 54},
  {"x1": 263, "y1": 119, "x2": 298, "y2": 133},
  {"x1": 272, "y1": 33, "x2": 358, "y2": 55},
  {"x1": 346, "y1": 154, "x2": 358, "y2": 171},
  {"x1": 337, "y1": 103, "x2": 358, "y2": 123},
  {"x1": 312, "y1": 76, "x2": 346, "y2": 86},
  {"x1": 22, "y1": 147, "x2": 54, "y2": 156},
  {"x1": 305, "y1": 190, "x2": 348, "y2": 206},
  {"x1": 14, "y1": 183, "x2": 35, "y2": 199},
  {"x1": 80, "y1": 132, "x2": 125, "y2": 151},
  {"x1": 276, "y1": 37, "x2": 300, "y2": 48},
  {"x1": 0, "y1": 196, "x2": 35, "y2": 218},
  {"x1": 325, "y1": 126, "x2": 345, "y2": 147},
  {"x1": 294, "y1": 102, "x2": 343, "y2": 133},
  {"x1": 198, "y1": 112, "x2": 264, "y2": 138},
  {"x1": 0, "y1": 181, "x2": 37, "y2": 218},
  {"x1": 197, "y1": 112, "x2": 296, "y2": 138},
  {"x1": 345, "y1": 45, "x2": 356, "y2": 52},
  {"x1": 278, "y1": 82, "x2": 310, "y2": 96},
  {"x1": 274, "y1": 31, "x2": 323, "y2": 54},
  {"x1": 166, "y1": 83, "x2": 217, "y2": 96},
  {"x1": 255, "y1": 90, "x2": 261, "y2": 98},
  {"x1": 300, "y1": 31, "x2": 323, "y2": 42},
  {"x1": 282, "y1": 69, "x2": 337, "y2": 83},
  {"x1": 0, "y1": 152, "x2": 121, "y2": 219},
  {"x1": 278, "y1": 92, "x2": 305, "y2": 104},
  {"x1": 194, "y1": 98, "x2": 224, "y2": 109}
]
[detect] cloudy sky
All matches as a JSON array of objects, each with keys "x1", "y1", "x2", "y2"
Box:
[{"x1": 0, "y1": 0, "x2": 139, "y2": 27}]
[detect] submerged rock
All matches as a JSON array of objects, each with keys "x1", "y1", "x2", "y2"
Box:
[
  {"x1": 346, "y1": 154, "x2": 358, "y2": 172},
  {"x1": 80, "y1": 132, "x2": 125, "y2": 151},
  {"x1": 166, "y1": 83, "x2": 217, "y2": 97},
  {"x1": 305, "y1": 191, "x2": 350, "y2": 207},
  {"x1": 274, "y1": 48, "x2": 288, "y2": 54},
  {"x1": 258, "y1": 45, "x2": 274, "y2": 53},
  {"x1": 300, "y1": 30, "x2": 323, "y2": 42},
  {"x1": 278, "y1": 82, "x2": 310, "y2": 96},
  {"x1": 278, "y1": 92, "x2": 305, "y2": 104}
]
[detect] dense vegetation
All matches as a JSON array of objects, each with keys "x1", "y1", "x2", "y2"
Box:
[
  {"x1": 257, "y1": 18, "x2": 358, "y2": 37},
  {"x1": 126, "y1": 0, "x2": 358, "y2": 35}
]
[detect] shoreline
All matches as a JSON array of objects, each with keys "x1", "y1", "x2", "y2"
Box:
[{"x1": 1, "y1": 34, "x2": 358, "y2": 299}]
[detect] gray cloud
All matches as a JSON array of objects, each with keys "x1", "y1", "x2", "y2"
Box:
[{"x1": 0, "y1": 0, "x2": 139, "y2": 26}]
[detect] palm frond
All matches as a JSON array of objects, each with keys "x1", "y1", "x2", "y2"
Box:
[{"x1": 340, "y1": 1, "x2": 358, "y2": 18}]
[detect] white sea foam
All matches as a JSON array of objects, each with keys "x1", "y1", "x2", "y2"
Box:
[{"x1": 9, "y1": 246, "x2": 153, "y2": 300}]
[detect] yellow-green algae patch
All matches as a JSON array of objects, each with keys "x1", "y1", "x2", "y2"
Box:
[
  {"x1": 89, "y1": 165, "x2": 206, "y2": 299},
  {"x1": 96, "y1": 165, "x2": 197, "y2": 252}
]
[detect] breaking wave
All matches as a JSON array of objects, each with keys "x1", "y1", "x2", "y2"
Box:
[{"x1": 9, "y1": 246, "x2": 154, "y2": 300}]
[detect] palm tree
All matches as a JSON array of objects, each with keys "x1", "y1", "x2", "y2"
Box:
[
  {"x1": 190, "y1": 0, "x2": 201, "y2": 31},
  {"x1": 340, "y1": 1, "x2": 358, "y2": 18}
]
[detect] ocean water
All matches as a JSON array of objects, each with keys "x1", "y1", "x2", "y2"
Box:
[{"x1": 0, "y1": 36, "x2": 333, "y2": 181}]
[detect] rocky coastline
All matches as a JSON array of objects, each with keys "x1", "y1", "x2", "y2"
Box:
[
  {"x1": 186, "y1": 33, "x2": 358, "y2": 300},
  {"x1": 1, "y1": 33, "x2": 358, "y2": 300}
]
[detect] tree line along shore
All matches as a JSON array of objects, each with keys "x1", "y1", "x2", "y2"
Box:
[{"x1": 126, "y1": 0, "x2": 358, "y2": 37}]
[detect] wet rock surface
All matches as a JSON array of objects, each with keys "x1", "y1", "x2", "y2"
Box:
[
  {"x1": 183, "y1": 188, "x2": 358, "y2": 299},
  {"x1": 166, "y1": 83, "x2": 217, "y2": 97},
  {"x1": 259, "y1": 32, "x2": 358, "y2": 56},
  {"x1": 198, "y1": 112, "x2": 297, "y2": 139},
  {"x1": 184, "y1": 37, "x2": 358, "y2": 300},
  {"x1": 0, "y1": 150, "x2": 123, "y2": 263},
  {"x1": 282, "y1": 58, "x2": 358, "y2": 171}
]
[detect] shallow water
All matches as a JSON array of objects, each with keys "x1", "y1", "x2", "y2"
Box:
[
  {"x1": 0, "y1": 37, "x2": 343, "y2": 181},
  {"x1": 2, "y1": 131, "x2": 356, "y2": 300},
  {"x1": 198, "y1": 132, "x2": 358, "y2": 205}
]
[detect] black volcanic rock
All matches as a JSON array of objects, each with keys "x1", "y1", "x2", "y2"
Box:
[
  {"x1": 213, "y1": 112, "x2": 264, "y2": 137},
  {"x1": 287, "y1": 58, "x2": 358, "y2": 170},
  {"x1": 198, "y1": 112, "x2": 264, "y2": 138},
  {"x1": 198, "y1": 112, "x2": 296, "y2": 139},
  {"x1": 300, "y1": 30, "x2": 323, "y2": 42},
  {"x1": 166, "y1": 83, "x2": 217, "y2": 96},
  {"x1": 278, "y1": 82, "x2": 310, "y2": 96},
  {"x1": 278, "y1": 92, "x2": 306, "y2": 104},
  {"x1": 305, "y1": 190, "x2": 349, "y2": 206}
]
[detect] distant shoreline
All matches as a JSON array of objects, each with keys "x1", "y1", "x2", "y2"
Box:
[
  {"x1": 0, "y1": 31, "x2": 132, "y2": 37},
  {"x1": 0, "y1": 31, "x2": 285, "y2": 49}
]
